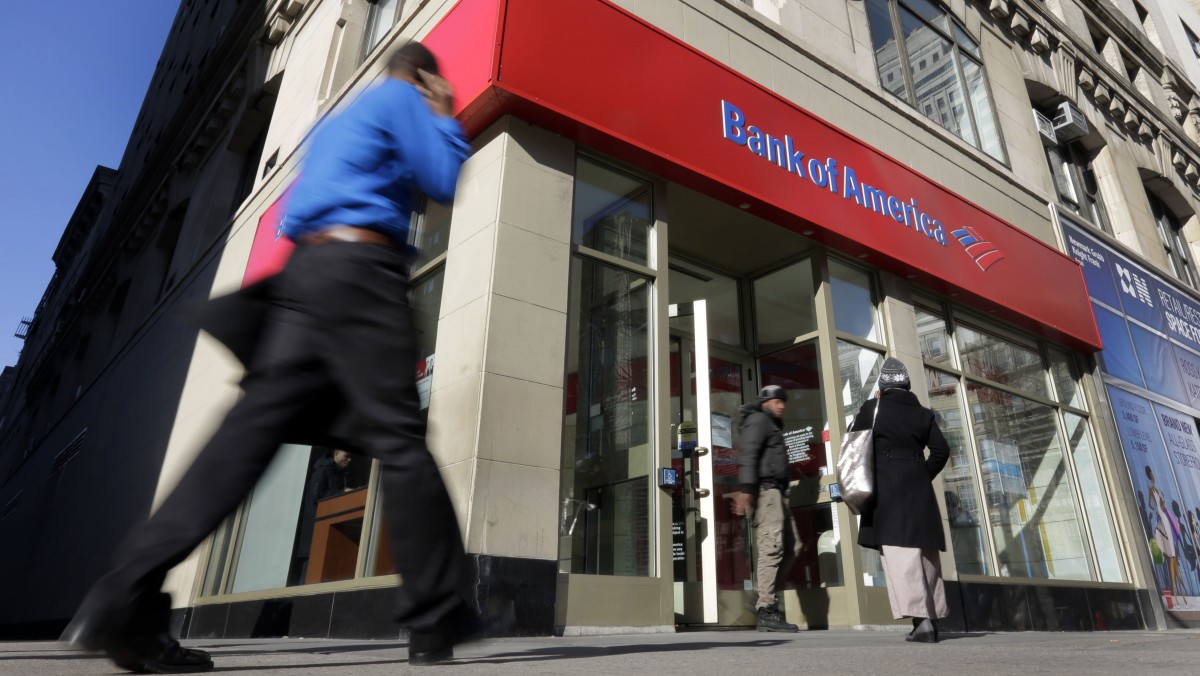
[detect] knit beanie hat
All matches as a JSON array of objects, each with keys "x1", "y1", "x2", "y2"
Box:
[
  {"x1": 757, "y1": 384, "x2": 788, "y2": 404},
  {"x1": 878, "y1": 357, "x2": 911, "y2": 390}
]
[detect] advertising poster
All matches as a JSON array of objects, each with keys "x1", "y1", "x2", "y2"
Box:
[
  {"x1": 1154, "y1": 402, "x2": 1200, "y2": 607},
  {"x1": 1108, "y1": 385, "x2": 1200, "y2": 609}
]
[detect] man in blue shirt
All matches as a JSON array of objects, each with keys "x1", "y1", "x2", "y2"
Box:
[{"x1": 66, "y1": 43, "x2": 476, "y2": 672}]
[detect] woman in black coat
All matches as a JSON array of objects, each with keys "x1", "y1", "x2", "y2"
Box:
[{"x1": 850, "y1": 357, "x2": 950, "y2": 642}]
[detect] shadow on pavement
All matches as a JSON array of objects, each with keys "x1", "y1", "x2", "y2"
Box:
[{"x1": 459, "y1": 639, "x2": 793, "y2": 665}]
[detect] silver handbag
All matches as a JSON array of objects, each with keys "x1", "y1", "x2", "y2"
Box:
[{"x1": 835, "y1": 398, "x2": 880, "y2": 515}]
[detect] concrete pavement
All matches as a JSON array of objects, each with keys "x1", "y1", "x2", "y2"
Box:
[{"x1": 4, "y1": 628, "x2": 1200, "y2": 675}]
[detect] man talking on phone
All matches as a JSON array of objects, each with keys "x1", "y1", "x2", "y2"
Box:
[{"x1": 65, "y1": 42, "x2": 477, "y2": 672}]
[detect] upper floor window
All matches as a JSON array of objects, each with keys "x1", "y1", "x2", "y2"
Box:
[
  {"x1": 1148, "y1": 192, "x2": 1198, "y2": 289},
  {"x1": 1045, "y1": 139, "x2": 1109, "y2": 232},
  {"x1": 1183, "y1": 21, "x2": 1200, "y2": 65},
  {"x1": 363, "y1": 0, "x2": 401, "y2": 58},
  {"x1": 864, "y1": 0, "x2": 1005, "y2": 162}
]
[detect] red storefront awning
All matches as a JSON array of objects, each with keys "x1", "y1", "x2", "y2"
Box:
[{"x1": 431, "y1": 0, "x2": 1102, "y2": 350}]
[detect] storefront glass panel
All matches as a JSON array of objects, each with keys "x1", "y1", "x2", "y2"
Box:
[
  {"x1": 837, "y1": 340, "x2": 885, "y2": 586},
  {"x1": 829, "y1": 260, "x2": 882, "y2": 344},
  {"x1": 1064, "y1": 412, "x2": 1124, "y2": 582},
  {"x1": 1047, "y1": 348, "x2": 1085, "y2": 410},
  {"x1": 916, "y1": 304, "x2": 952, "y2": 368},
  {"x1": 968, "y1": 386, "x2": 1090, "y2": 579},
  {"x1": 559, "y1": 257, "x2": 653, "y2": 576},
  {"x1": 1092, "y1": 303, "x2": 1143, "y2": 387},
  {"x1": 956, "y1": 322, "x2": 1047, "y2": 398},
  {"x1": 572, "y1": 157, "x2": 652, "y2": 266},
  {"x1": 926, "y1": 367, "x2": 989, "y2": 574},
  {"x1": 753, "y1": 258, "x2": 816, "y2": 348}
]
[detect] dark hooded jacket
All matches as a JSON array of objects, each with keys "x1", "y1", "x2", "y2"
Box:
[
  {"x1": 737, "y1": 403, "x2": 789, "y2": 491},
  {"x1": 850, "y1": 388, "x2": 950, "y2": 551}
]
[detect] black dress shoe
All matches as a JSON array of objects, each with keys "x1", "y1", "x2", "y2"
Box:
[
  {"x1": 409, "y1": 630, "x2": 455, "y2": 666},
  {"x1": 905, "y1": 618, "x2": 939, "y2": 643},
  {"x1": 105, "y1": 633, "x2": 213, "y2": 674}
]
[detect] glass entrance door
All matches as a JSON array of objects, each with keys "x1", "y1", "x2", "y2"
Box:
[{"x1": 669, "y1": 300, "x2": 757, "y2": 625}]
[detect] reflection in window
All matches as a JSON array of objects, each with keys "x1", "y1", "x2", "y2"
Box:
[
  {"x1": 956, "y1": 323, "x2": 1047, "y2": 397},
  {"x1": 753, "y1": 258, "x2": 816, "y2": 347},
  {"x1": 668, "y1": 260, "x2": 742, "y2": 347},
  {"x1": 837, "y1": 341, "x2": 883, "y2": 428},
  {"x1": 1064, "y1": 413, "x2": 1124, "y2": 582},
  {"x1": 916, "y1": 304, "x2": 952, "y2": 367},
  {"x1": 559, "y1": 258, "x2": 653, "y2": 576},
  {"x1": 829, "y1": 260, "x2": 882, "y2": 343},
  {"x1": 864, "y1": 0, "x2": 1005, "y2": 161},
  {"x1": 1047, "y1": 349, "x2": 1084, "y2": 410},
  {"x1": 968, "y1": 387, "x2": 1090, "y2": 579},
  {"x1": 572, "y1": 157, "x2": 652, "y2": 266},
  {"x1": 926, "y1": 368, "x2": 988, "y2": 574},
  {"x1": 409, "y1": 197, "x2": 450, "y2": 270}
]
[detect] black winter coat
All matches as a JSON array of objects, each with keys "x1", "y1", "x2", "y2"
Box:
[
  {"x1": 850, "y1": 389, "x2": 950, "y2": 551},
  {"x1": 737, "y1": 404, "x2": 789, "y2": 490}
]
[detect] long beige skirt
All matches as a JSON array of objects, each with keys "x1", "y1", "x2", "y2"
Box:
[{"x1": 880, "y1": 545, "x2": 949, "y2": 620}]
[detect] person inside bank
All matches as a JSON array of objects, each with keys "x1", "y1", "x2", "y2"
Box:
[{"x1": 849, "y1": 357, "x2": 950, "y2": 643}]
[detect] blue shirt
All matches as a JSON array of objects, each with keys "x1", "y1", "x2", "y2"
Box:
[{"x1": 283, "y1": 78, "x2": 470, "y2": 245}]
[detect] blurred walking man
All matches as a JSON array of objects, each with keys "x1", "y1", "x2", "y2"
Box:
[{"x1": 65, "y1": 42, "x2": 476, "y2": 672}]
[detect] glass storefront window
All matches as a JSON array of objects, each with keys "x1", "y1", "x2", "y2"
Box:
[
  {"x1": 760, "y1": 342, "x2": 840, "y2": 589},
  {"x1": 753, "y1": 258, "x2": 816, "y2": 347},
  {"x1": 410, "y1": 198, "x2": 451, "y2": 270},
  {"x1": 1063, "y1": 413, "x2": 1125, "y2": 582},
  {"x1": 926, "y1": 367, "x2": 989, "y2": 574},
  {"x1": 916, "y1": 304, "x2": 952, "y2": 368},
  {"x1": 572, "y1": 157, "x2": 652, "y2": 266},
  {"x1": 1047, "y1": 348, "x2": 1084, "y2": 410},
  {"x1": 230, "y1": 445, "x2": 373, "y2": 593},
  {"x1": 829, "y1": 259, "x2": 882, "y2": 343},
  {"x1": 668, "y1": 260, "x2": 742, "y2": 347},
  {"x1": 559, "y1": 258, "x2": 653, "y2": 576},
  {"x1": 956, "y1": 322, "x2": 1047, "y2": 397},
  {"x1": 837, "y1": 340, "x2": 883, "y2": 426},
  {"x1": 967, "y1": 385, "x2": 1090, "y2": 580}
]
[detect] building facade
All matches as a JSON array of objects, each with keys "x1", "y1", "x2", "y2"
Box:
[{"x1": 8, "y1": 0, "x2": 1200, "y2": 639}]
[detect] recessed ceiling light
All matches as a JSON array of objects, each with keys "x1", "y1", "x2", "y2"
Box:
[
  {"x1": 739, "y1": 203, "x2": 751, "y2": 209},
  {"x1": 802, "y1": 230, "x2": 814, "y2": 236}
]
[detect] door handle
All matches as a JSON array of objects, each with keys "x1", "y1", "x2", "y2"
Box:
[{"x1": 691, "y1": 446, "x2": 710, "y2": 499}]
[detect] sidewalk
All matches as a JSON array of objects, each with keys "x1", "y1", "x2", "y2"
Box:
[{"x1": 4, "y1": 628, "x2": 1200, "y2": 675}]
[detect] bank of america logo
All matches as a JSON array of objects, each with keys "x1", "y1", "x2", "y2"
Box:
[{"x1": 951, "y1": 226, "x2": 1004, "y2": 272}]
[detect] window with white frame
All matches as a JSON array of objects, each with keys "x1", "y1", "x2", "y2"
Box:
[
  {"x1": 864, "y1": 0, "x2": 1005, "y2": 161},
  {"x1": 1045, "y1": 139, "x2": 1110, "y2": 233},
  {"x1": 363, "y1": 0, "x2": 401, "y2": 59},
  {"x1": 1149, "y1": 191, "x2": 1198, "y2": 290}
]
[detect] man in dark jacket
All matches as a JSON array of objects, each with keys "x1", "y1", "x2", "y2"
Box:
[
  {"x1": 731, "y1": 384, "x2": 802, "y2": 632},
  {"x1": 309, "y1": 450, "x2": 353, "y2": 503}
]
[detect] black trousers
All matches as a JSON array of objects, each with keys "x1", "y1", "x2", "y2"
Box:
[{"x1": 75, "y1": 242, "x2": 468, "y2": 637}]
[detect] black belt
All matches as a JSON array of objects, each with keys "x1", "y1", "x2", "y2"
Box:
[
  {"x1": 760, "y1": 479, "x2": 786, "y2": 491},
  {"x1": 299, "y1": 225, "x2": 398, "y2": 248}
]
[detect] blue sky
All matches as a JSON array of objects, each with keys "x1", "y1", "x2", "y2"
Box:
[{"x1": 0, "y1": 2, "x2": 180, "y2": 366}]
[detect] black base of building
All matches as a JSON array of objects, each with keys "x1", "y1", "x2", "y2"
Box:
[
  {"x1": 179, "y1": 554, "x2": 557, "y2": 640},
  {"x1": 3, "y1": 571, "x2": 1192, "y2": 640},
  {"x1": 941, "y1": 581, "x2": 1160, "y2": 633}
]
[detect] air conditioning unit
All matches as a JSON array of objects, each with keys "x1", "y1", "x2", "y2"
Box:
[
  {"x1": 1053, "y1": 101, "x2": 1089, "y2": 141},
  {"x1": 1034, "y1": 109, "x2": 1057, "y2": 146}
]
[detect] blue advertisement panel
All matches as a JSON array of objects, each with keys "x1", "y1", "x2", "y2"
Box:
[{"x1": 1107, "y1": 386, "x2": 1200, "y2": 609}]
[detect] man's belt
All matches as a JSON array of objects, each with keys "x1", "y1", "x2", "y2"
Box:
[{"x1": 299, "y1": 225, "x2": 397, "y2": 247}]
